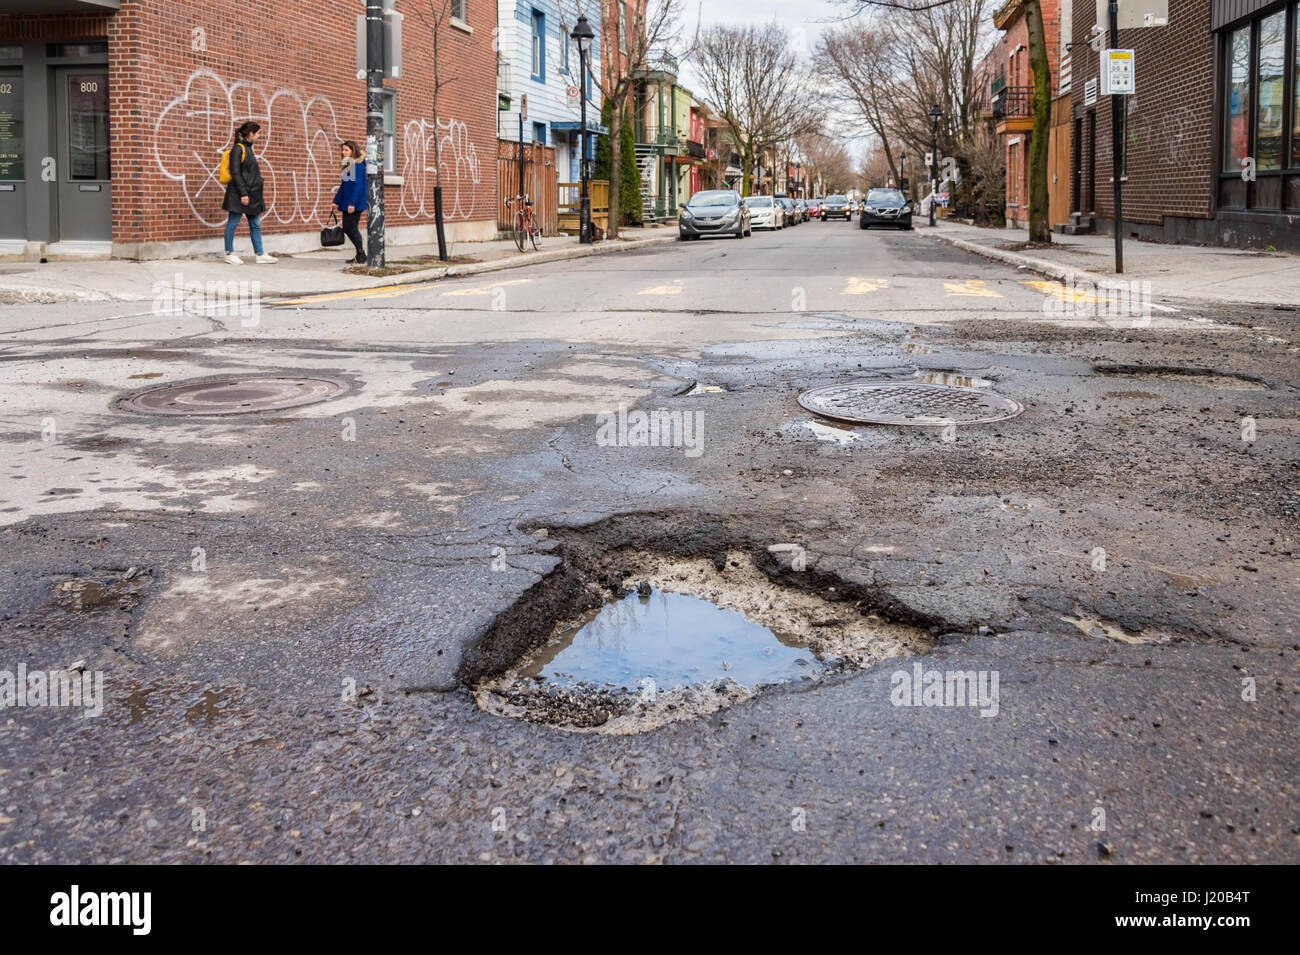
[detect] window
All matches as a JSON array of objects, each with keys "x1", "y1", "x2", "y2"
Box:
[
  {"x1": 562, "y1": 28, "x2": 570, "y2": 71},
  {"x1": 1294, "y1": 11, "x2": 1300, "y2": 165},
  {"x1": 1223, "y1": 25, "x2": 1251, "y2": 173},
  {"x1": 530, "y1": 9, "x2": 545, "y2": 81},
  {"x1": 382, "y1": 89, "x2": 396, "y2": 174},
  {"x1": 450, "y1": 0, "x2": 467, "y2": 22},
  {"x1": 67, "y1": 74, "x2": 109, "y2": 181},
  {"x1": 1257, "y1": 10, "x2": 1285, "y2": 170},
  {"x1": 533, "y1": 122, "x2": 546, "y2": 146},
  {"x1": 619, "y1": 10, "x2": 628, "y2": 52},
  {"x1": 0, "y1": 72, "x2": 22, "y2": 181}
]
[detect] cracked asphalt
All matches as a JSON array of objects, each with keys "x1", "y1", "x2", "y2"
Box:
[{"x1": 0, "y1": 223, "x2": 1297, "y2": 863}]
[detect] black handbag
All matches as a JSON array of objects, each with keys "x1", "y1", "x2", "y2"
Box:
[{"x1": 320, "y1": 211, "x2": 346, "y2": 247}]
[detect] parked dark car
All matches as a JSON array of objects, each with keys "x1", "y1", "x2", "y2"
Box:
[
  {"x1": 679, "y1": 189, "x2": 752, "y2": 240},
  {"x1": 778, "y1": 197, "x2": 798, "y2": 226},
  {"x1": 796, "y1": 199, "x2": 810, "y2": 222},
  {"x1": 860, "y1": 187, "x2": 914, "y2": 230},
  {"x1": 821, "y1": 194, "x2": 851, "y2": 220}
]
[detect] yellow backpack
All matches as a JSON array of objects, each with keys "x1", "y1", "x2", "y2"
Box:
[{"x1": 218, "y1": 143, "x2": 247, "y2": 185}]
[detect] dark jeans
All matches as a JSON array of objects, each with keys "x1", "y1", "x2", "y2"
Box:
[{"x1": 341, "y1": 210, "x2": 364, "y2": 257}]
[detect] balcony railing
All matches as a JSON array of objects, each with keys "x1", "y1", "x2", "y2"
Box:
[
  {"x1": 637, "y1": 125, "x2": 681, "y2": 149},
  {"x1": 992, "y1": 85, "x2": 1034, "y2": 120}
]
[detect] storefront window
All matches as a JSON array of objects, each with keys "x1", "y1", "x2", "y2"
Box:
[
  {"x1": 1256, "y1": 11, "x2": 1285, "y2": 169},
  {"x1": 0, "y1": 73, "x2": 21, "y2": 180},
  {"x1": 1223, "y1": 26, "x2": 1251, "y2": 173},
  {"x1": 1293, "y1": 8, "x2": 1300, "y2": 166}
]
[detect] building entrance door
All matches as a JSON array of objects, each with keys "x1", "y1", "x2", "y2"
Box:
[{"x1": 54, "y1": 67, "x2": 111, "y2": 240}]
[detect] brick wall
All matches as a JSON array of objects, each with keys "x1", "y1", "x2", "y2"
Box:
[
  {"x1": 103, "y1": 0, "x2": 497, "y2": 254},
  {"x1": 1071, "y1": 0, "x2": 1215, "y2": 226}
]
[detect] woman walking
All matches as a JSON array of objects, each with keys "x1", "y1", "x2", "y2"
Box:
[
  {"x1": 333, "y1": 140, "x2": 368, "y2": 264},
  {"x1": 222, "y1": 121, "x2": 274, "y2": 264}
]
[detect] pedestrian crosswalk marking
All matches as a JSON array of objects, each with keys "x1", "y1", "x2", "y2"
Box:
[
  {"x1": 442, "y1": 278, "x2": 533, "y2": 297},
  {"x1": 843, "y1": 277, "x2": 891, "y2": 294},
  {"x1": 944, "y1": 279, "x2": 1002, "y2": 298}
]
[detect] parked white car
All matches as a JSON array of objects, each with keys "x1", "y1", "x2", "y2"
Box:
[{"x1": 746, "y1": 195, "x2": 783, "y2": 230}]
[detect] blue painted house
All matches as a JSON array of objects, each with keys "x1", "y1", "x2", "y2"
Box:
[{"x1": 496, "y1": 0, "x2": 604, "y2": 186}]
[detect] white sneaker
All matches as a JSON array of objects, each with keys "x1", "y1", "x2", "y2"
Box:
[
  {"x1": 255, "y1": 253, "x2": 276, "y2": 264},
  {"x1": 224, "y1": 253, "x2": 242, "y2": 265}
]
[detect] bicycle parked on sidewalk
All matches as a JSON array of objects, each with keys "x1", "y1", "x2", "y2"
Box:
[{"x1": 504, "y1": 193, "x2": 541, "y2": 253}]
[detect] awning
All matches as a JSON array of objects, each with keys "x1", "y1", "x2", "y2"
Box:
[
  {"x1": 550, "y1": 121, "x2": 609, "y2": 135},
  {"x1": 3, "y1": 0, "x2": 118, "y2": 10}
]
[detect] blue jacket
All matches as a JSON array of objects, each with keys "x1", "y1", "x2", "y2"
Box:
[{"x1": 334, "y1": 160, "x2": 368, "y2": 213}]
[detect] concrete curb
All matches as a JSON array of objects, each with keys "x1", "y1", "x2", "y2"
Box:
[
  {"x1": 271, "y1": 231, "x2": 679, "y2": 299},
  {"x1": 0, "y1": 231, "x2": 680, "y2": 305},
  {"x1": 929, "y1": 230, "x2": 1116, "y2": 289}
]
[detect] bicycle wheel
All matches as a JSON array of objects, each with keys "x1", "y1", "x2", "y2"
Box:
[
  {"x1": 513, "y1": 211, "x2": 526, "y2": 253},
  {"x1": 529, "y1": 216, "x2": 541, "y2": 251}
]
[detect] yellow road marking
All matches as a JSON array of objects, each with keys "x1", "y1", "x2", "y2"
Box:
[
  {"x1": 442, "y1": 278, "x2": 533, "y2": 297},
  {"x1": 843, "y1": 277, "x2": 891, "y2": 294},
  {"x1": 276, "y1": 284, "x2": 419, "y2": 305},
  {"x1": 638, "y1": 280, "x2": 684, "y2": 295},
  {"x1": 1022, "y1": 279, "x2": 1109, "y2": 304},
  {"x1": 944, "y1": 279, "x2": 1002, "y2": 298}
]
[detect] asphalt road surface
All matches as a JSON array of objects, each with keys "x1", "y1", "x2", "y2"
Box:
[{"x1": 1, "y1": 222, "x2": 1296, "y2": 863}]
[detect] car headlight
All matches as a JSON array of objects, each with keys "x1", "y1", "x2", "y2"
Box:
[{"x1": 681, "y1": 209, "x2": 693, "y2": 220}]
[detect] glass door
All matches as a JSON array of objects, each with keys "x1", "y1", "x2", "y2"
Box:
[{"x1": 54, "y1": 68, "x2": 111, "y2": 241}]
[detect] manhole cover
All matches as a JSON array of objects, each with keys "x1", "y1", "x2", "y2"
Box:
[
  {"x1": 798, "y1": 382, "x2": 1023, "y2": 426},
  {"x1": 118, "y1": 375, "x2": 350, "y2": 416}
]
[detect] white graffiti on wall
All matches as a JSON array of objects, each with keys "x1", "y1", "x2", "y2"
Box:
[
  {"x1": 398, "y1": 117, "x2": 483, "y2": 221},
  {"x1": 154, "y1": 68, "x2": 343, "y2": 228}
]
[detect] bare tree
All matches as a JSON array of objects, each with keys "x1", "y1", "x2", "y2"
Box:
[
  {"x1": 413, "y1": 0, "x2": 477, "y2": 260},
  {"x1": 798, "y1": 130, "x2": 855, "y2": 194},
  {"x1": 562, "y1": 0, "x2": 693, "y2": 239},
  {"x1": 692, "y1": 23, "x2": 819, "y2": 197}
]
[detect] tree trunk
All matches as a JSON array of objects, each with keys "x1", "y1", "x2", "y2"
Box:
[
  {"x1": 1025, "y1": 0, "x2": 1052, "y2": 243},
  {"x1": 740, "y1": 145, "x2": 754, "y2": 197},
  {"x1": 608, "y1": 101, "x2": 622, "y2": 239}
]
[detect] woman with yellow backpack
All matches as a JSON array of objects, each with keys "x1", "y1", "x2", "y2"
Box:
[{"x1": 220, "y1": 122, "x2": 274, "y2": 265}]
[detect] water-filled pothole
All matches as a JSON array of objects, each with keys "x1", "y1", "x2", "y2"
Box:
[{"x1": 472, "y1": 549, "x2": 935, "y2": 733}]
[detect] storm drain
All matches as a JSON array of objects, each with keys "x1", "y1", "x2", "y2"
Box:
[
  {"x1": 118, "y1": 375, "x2": 350, "y2": 416},
  {"x1": 798, "y1": 382, "x2": 1023, "y2": 426},
  {"x1": 472, "y1": 550, "x2": 934, "y2": 733}
]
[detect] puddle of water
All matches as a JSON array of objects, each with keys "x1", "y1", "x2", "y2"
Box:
[
  {"x1": 522, "y1": 589, "x2": 827, "y2": 692},
  {"x1": 805, "y1": 420, "x2": 861, "y2": 443},
  {"x1": 914, "y1": 371, "x2": 993, "y2": 388}
]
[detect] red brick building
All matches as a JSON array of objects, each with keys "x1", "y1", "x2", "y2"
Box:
[
  {"x1": 0, "y1": 0, "x2": 498, "y2": 260},
  {"x1": 1068, "y1": 0, "x2": 1300, "y2": 249},
  {"x1": 981, "y1": 0, "x2": 1065, "y2": 227}
]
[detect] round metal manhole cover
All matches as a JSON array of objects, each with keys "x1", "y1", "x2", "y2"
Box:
[
  {"x1": 798, "y1": 382, "x2": 1024, "y2": 426},
  {"x1": 118, "y1": 375, "x2": 351, "y2": 416}
]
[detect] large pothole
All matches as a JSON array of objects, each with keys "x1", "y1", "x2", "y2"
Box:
[{"x1": 468, "y1": 546, "x2": 936, "y2": 734}]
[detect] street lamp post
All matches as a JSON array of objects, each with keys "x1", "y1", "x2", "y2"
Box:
[
  {"x1": 929, "y1": 104, "x2": 941, "y2": 227},
  {"x1": 573, "y1": 15, "x2": 596, "y2": 245}
]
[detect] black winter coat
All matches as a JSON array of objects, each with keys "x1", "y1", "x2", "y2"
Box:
[{"x1": 222, "y1": 138, "x2": 266, "y2": 217}]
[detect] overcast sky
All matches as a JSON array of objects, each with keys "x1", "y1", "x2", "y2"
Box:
[{"x1": 676, "y1": 0, "x2": 871, "y2": 159}]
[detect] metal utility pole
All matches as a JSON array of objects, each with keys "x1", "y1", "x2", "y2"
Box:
[
  {"x1": 365, "y1": 0, "x2": 385, "y2": 267},
  {"x1": 929, "y1": 104, "x2": 941, "y2": 227},
  {"x1": 1109, "y1": 0, "x2": 1124, "y2": 273}
]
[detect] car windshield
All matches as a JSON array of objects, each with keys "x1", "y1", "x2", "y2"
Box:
[
  {"x1": 748, "y1": 197, "x2": 773, "y2": 207},
  {"x1": 868, "y1": 189, "x2": 905, "y2": 202},
  {"x1": 827, "y1": 195, "x2": 847, "y2": 203},
  {"x1": 688, "y1": 191, "x2": 737, "y2": 208}
]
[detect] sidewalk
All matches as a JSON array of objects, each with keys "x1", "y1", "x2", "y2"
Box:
[
  {"x1": 919, "y1": 219, "x2": 1300, "y2": 307},
  {"x1": 0, "y1": 226, "x2": 678, "y2": 305}
]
